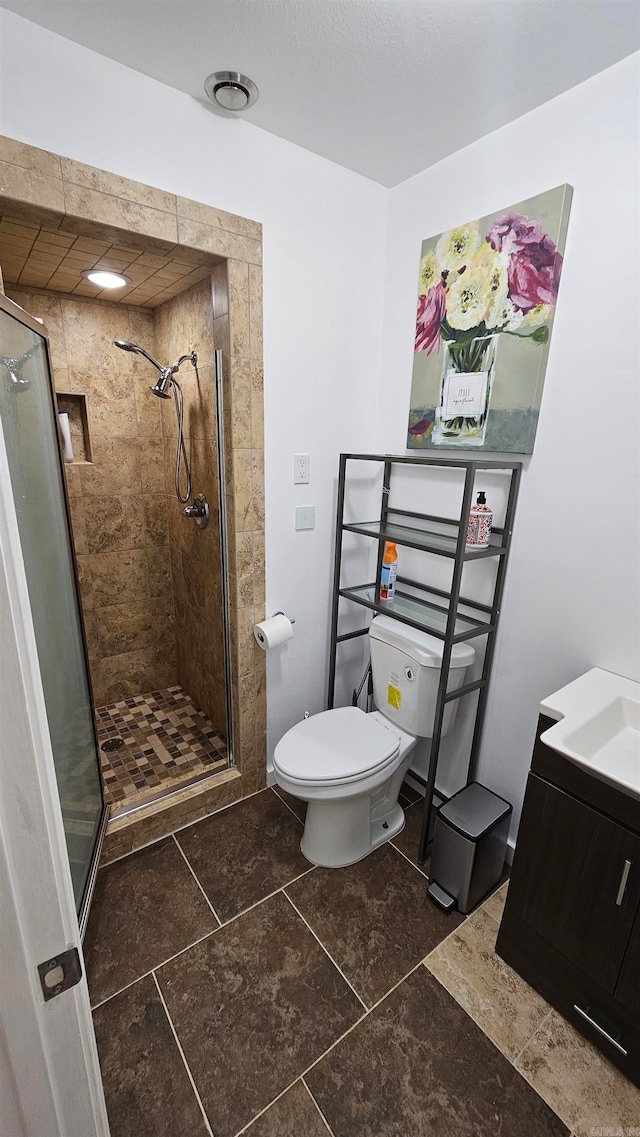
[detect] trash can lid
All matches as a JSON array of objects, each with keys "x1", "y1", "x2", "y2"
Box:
[{"x1": 438, "y1": 782, "x2": 512, "y2": 841}]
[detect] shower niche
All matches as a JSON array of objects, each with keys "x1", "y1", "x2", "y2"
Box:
[{"x1": 56, "y1": 391, "x2": 92, "y2": 463}]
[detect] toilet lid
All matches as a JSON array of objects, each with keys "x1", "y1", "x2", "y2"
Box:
[{"x1": 274, "y1": 706, "x2": 400, "y2": 784}]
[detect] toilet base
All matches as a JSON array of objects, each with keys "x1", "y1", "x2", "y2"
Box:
[{"x1": 300, "y1": 785, "x2": 408, "y2": 869}]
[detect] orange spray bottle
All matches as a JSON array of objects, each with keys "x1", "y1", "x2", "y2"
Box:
[{"x1": 379, "y1": 541, "x2": 398, "y2": 600}]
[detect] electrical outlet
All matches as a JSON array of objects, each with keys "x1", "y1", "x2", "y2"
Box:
[{"x1": 294, "y1": 453, "x2": 310, "y2": 484}]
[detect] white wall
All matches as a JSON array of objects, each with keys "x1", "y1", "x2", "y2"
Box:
[
  {"x1": 379, "y1": 53, "x2": 640, "y2": 837},
  {"x1": 0, "y1": 10, "x2": 388, "y2": 756}
]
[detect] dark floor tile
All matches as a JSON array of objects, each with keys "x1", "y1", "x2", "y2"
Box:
[
  {"x1": 391, "y1": 798, "x2": 431, "y2": 875},
  {"x1": 84, "y1": 837, "x2": 217, "y2": 1005},
  {"x1": 399, "y1": 779, "x2": 422, "y2": 805},
  {"x1": 286, "y1": 842, "x2": 462, "y2": 1006},
  {"x1": 272, "y1": 783, "x2": 307, "y2": 823},
  {"x1": 306, "y1": 967, "x2": 569, "y2": 1137},
  {"x1": 92, "y1": 975, "x2": 209, "y2": 1137},
  {"x1": 176, "y1": 789, "x2": 309, "y2": 921},
  {"x1": 156, "y1": 891, "x2": 363, "y2": 1137},
  {"x1": 243, "y1": 1080, "x2": 329, "y2": 1136}
]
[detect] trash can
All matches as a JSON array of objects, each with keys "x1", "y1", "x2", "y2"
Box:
[{"x1": 427, "y1": 782, "x2": 512, "y2": 914}]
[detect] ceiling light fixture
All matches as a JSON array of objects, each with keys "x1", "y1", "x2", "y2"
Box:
[
  {"x1": 83, "y1": 270, "x2": 130, "y2": 289},
  {"x1": 204, "y1": 71, "x2": 259, "y2": 112}
]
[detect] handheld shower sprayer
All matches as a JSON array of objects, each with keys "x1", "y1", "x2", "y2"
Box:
[{"x1": 114, "y1": 339, "x2": 199, "y2": 505}]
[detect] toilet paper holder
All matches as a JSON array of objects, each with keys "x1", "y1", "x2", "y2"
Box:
[{"x1": 273, "y1": 610, "x2": 295, "y2": 624}]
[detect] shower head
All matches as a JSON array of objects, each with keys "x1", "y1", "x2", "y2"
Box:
[{"x1": 114, "y1": 339, "x2": 164, "y2": 373}]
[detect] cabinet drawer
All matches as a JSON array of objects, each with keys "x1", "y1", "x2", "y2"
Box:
[{"x1": 508, "y1": 774, "x2": 640, "y2": 992}]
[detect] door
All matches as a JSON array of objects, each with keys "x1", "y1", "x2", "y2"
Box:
[
  {"x1": 0, "y1": 291, "x2": 109, "y2": 1135},
  {"x1": 0, "y1": 294, "x2": 107, "y2": 930},
  {"x1": 508, "y1": 773, "x2": 640, "y2": 992}
]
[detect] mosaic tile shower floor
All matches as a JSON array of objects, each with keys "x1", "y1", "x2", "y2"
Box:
[{"x1": 96, "y1": 685, "x2": 228, "y2": 814}]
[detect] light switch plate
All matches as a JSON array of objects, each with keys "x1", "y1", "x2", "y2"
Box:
[
  {"x1": 295, "y1": 506, "x2": 315, "y2": 530},
  {"x1": 294, "y1": 454, "x2": 310, "y2": 484}
]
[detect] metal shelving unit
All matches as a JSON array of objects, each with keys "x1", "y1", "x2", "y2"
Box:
[{"x1": 327, "y1": 452, "x2": 521, "y2": 865}]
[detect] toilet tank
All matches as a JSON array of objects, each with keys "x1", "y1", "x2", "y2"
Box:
[{"x1": 368, "y1": 615, "x2": 475, "y2": 738}]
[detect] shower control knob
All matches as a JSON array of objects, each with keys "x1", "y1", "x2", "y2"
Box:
[{"x1": 182, "y1": 493, "x2": 209, "y2": 529}]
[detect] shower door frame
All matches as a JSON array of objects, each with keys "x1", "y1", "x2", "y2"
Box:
[{"x1": 0, "y1": 292, "x2": 109, "y2": 934}]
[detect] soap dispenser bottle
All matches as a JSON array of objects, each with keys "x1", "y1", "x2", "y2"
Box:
[
  {"x1": 466, "y1": 492, "x2": 493, "y2": 549},
  {"x1": 379, "y1": 541, "x2": 398, "y2": 600}
]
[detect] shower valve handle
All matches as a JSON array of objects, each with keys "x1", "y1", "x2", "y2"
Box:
[{"x1": 182, "y1": 493, "x2": 209, "y2": 529}]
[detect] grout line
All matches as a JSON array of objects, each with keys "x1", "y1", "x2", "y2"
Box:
[
  {"x1": 282, "y1": 891, "x2": 368, "y2": 1012},
  {"x1": 152, "y1": 972, "x2": 214, "y2": 1137},
  {"x1": 388, "y1": 837, "x2": 430, "y2": 880},
  {"x1": 512, "y1": 1007, "x2": 554, "y2": 1066},
  {"x1": 301, "y1": 1076, "x2": 337, "y2": 1136},
  {"x1": 271, "y1": 785, "x2": 305, "y2": 827},
  {"x1": 421, "y1": 910, "x2": 469, "y2": 968},
  {"x1": 172, "y1": 833, "x2": 222, "y2": 925},
  {"x1": 90, "y1": 923, "x2": 219, "y2": 1011}
]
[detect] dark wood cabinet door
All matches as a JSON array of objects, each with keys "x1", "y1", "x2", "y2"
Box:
[
  {"x1": 508, "y1": 774, "x2": 640, "y2": 992},
  {"x1": 616, "y1": 907, "x2": 640, "y2": 1013}
]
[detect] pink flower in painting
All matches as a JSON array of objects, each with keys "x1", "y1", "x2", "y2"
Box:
[
  {"x1": 486, "y1": 212, "x2": 544, "y2": 255},
  {"x1": 415, "y1": 281, "x2": 447, "y2": 354},
  {"x1": 507, "y1": 235, "x2": 563, "y2": 312}
]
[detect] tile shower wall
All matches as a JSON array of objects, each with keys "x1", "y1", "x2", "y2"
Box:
[
  {"x1": 7, "y1": 285, "x2": 177, "y2": 705},
  {"x1": 154, "y1": 279, "x2": 226, "y2": 734}
]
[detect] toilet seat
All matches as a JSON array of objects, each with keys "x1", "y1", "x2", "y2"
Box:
[{"x1": 273, "y1": 706, "x2": 400, "y2": 787}]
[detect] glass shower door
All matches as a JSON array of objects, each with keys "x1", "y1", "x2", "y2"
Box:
[{"x1": 0, "y1": 294, "x2": 106, "y2": 933}]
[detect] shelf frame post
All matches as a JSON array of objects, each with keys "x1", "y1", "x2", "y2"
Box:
[{"x1": 327, "y1": 453, "x2": 348, "y2": 709}]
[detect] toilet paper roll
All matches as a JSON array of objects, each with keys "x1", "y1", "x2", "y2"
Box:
[
  {"x1": 58, "y1": 411, "x2": 74, "y2": 463},
  {"x1": 254, "y1": 613, "x2": 294, "y2": 650}
]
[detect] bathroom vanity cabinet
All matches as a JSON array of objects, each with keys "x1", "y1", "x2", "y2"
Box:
[
  {"x1": 327, "y1": 453, "x2": 521, "y2": 864},
  {"x1": 496, "y1": 714, "x2": 640, "y2": 1085}
]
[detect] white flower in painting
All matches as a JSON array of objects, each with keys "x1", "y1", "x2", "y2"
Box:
[
  {"x1": 418, "y1": 250, "x2": 440, "y2": 295},
  {"x1": 492, "y1": 298, "x2": 524, "y2": 331},
  {"x1": 446, "y1": 244, "x2": 500, "y2": 331},
  {"x1": 436, "y1": 222, "x2": 481, "y2": 273},
  {"x1": 521, "y1": 303, "x2": 553, "y2": 328}
]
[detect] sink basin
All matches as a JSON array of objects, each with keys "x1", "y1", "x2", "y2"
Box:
[{"x1": 540, "y1": 668, "x2": 640, "y2": 800}]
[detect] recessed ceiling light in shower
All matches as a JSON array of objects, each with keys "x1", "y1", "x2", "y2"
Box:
[
  {"x1": 204, "y1": 71, "x2": 259, "y2": 112},
  {"x1": 83, "y1": 270, "x2": 130, "y2": 289}
]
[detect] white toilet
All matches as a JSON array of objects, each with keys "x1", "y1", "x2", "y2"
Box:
[{"x1": 273, "y1": 615, "x2": 475, "y2": 868}]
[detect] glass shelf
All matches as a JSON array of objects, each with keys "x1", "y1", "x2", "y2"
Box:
[
  {"x1": 339, "y1": 584, "x2": 492, "y2": 641},
  {"x1": 343, "y1": 518, "x2": 506, "y2": 559}
]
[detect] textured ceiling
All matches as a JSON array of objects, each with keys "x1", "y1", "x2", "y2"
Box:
[{"x1": 1, "y1": 0, "x2": 638, "y2": 185}]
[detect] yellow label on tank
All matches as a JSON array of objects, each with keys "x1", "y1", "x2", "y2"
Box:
[{"x1": 388, "y1": 685, "x2": 402, "y2": 709}]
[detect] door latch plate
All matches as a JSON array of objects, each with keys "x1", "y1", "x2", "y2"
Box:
[{"x1": 37, "y1": 947, "x2": 82, "y2": 1001}]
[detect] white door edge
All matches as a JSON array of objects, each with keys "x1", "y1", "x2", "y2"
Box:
[{"x1": 0, "y1": 401, "x2": 109, "y2": 1135}]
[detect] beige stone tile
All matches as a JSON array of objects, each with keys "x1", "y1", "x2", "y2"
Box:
[
  {"x1": 100, "y1": 646, "x2": 158, "y2": 703},
  {"x1": 176, "y1": 196, "x2": 261, "y2": 241},
  {"x1": 86, "y1": 547, "x2": 149, "y2": 608},
  {"x1": 155, "y1": 641, "x2": 178, "y2": 688},
  {"x1": 6, "y1": 286, "x2": 67, "y2": 371},
  {"x1": 177, "y1": 216, "x2": 261, "y2": 266},
  {"x1": 139, "y1": 436, "x2": 165, "y2": 493},
  {"x1": 231, "y1": 604, "x2": 256, "y2": 678},
  {"x1": 211, "y1": 261, "x2": 228, "y2": 318},
  {"x1": 230, "y1": 357, "x2": 252, "y2": 448},
  {"x1": 79, "y1": 438, "x2": 141, "y2": 497},
  {"x1": 227, "y1": 259, "x2": 250, "y2": 357},
  {"x1": 145, "y1": 545, "x2": 173, "y2": 598},
  {"x1": 133, "y1": 374, "x2": 163, "y2": 436},
  {"x1": 250, "y1": 361, "x2": 264, "y2": 450},
  {"x1": 61, "y1": 157, "x2": 176, "y2": 214},
  {"x1": 0, "y1": 160, "x2": 65, "y2": 216},
  {"x1": 81, "y1": 492, "x2": 167, "y2": 553},
  {"x1": 62, "y1": 298, "x2": 130, "y2": 376},
  {"x1": 63, "y1": 183, "x2": 178, "y2": 245},
  {"x1": 253, "y1": 530, "x2": 266, "y2": 610},
  {"x1": 231, "y1": 448, "x2": 253, "y2": 532},
  {"x1": 424, "y1": 906, "x2": 551, "y2": 1061},
  {"x1": 248, "y1": 262, "x2": 263, "y2": 361},
  {"x1": 53, "y1": 368, "x2": 71, "y2": 393},
  {"x1": 0, "y1": 136, "x2": 62, "y2": 179},
  {"x1": 482, "y1": 880, "x2": 509, "y2": 924},
  {"x1": 72, "y1": 372, "x2": 138, "y2": 439},
  {"x1": 95, "y1": 595, "x2": 174, "y2": 657},
  {"x1": 251, "y1": 449, "x2": 265, "y2": 530},
  {"x1": 82, "y1": 607, "x2": 100, "y2": 665},
  {"x1": 75, "y1": 554, "x2": 94, "y2": 609},
  {"x1": 516, "y1": 1008, "x2": 640, "y2": 1137}
]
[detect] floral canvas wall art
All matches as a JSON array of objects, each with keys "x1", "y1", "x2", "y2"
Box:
[{"x1": 407, "y1": 184, "x2": 573, "y2": 453}]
